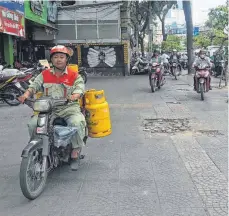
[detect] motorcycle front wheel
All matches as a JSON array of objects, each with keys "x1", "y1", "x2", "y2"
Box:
[
  {"x1": 150, "y1": 78, "x2": 156, "y2": 92},
  {"x1": 2, "y1": 85, "x2": 21, "y2": 106},
  {"x1": 172, "y1": 68, "x2": 177, "y2": 80},
  {"x1": 199, "y1": 83, "x2": 204, "y2": 101},
  {"x1": 20, "y1": 148, "x2": 48, "y2": 200}
]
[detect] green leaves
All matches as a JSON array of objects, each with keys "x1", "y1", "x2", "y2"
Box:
[{"x1": 161, "y1": 35, "x2": 183, "y2": 51}]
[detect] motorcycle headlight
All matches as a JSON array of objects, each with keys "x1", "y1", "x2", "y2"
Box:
[{"x1": 33, "y1": 100, "x2": 51, "y2": 112}]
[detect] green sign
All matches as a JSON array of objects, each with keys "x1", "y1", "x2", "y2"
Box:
[{"x1": 24, "y1": 1, "x2": 47, "y2": 25}]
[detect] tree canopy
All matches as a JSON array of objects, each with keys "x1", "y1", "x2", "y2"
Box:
[
  {"x1": 194, "y1": 3, "x2": 228, "y2": 48},
  {"x1": 161, "y1": 35, "x2": 183, "y2": 51},
  {"x1": 151, "y1": 1, "x2": 177, "y2": 41}
]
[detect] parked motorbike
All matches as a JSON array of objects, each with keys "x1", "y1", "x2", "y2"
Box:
[
  {"x1": 0, "y1": 61, "x2": 11, "y2": 70},
  {"x1": 170, "y1": 60, "x2": 181, "y2": 80},
  {"x1": 0, "y1": 72, "x2": 23, "y2": 106},
  {"x1": 131, "y1": 57, "x2": 149, "y2": 75},
  {"x1": 195, "y1": 65, "x2": 210, "y2": 101},
  {"x1": 149, "y1": 63, "x2": 165, "y2": 92},
  {"x1": 19, "y1": 96, "x2": 87, "y2": 200},
  {"x1": 214, "y1": 60, "x2": 225, "y2": 77}
]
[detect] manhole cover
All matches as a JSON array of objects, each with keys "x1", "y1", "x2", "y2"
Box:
[{"x1": 143, "y1": 118, "x2": 190, "y2": 133}]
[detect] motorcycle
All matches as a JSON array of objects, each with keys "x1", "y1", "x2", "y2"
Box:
[
  {"x1": 0, "y1": 68, "x2": 24, "y2": 106},
  {"x1": 170, "y1": 60, "x2": 181, "y2": 80},
  {"x1": 149, "y1": 62, "x2": 165, "y2": 92},
  {"x1": 195, "y1": 65, "x2": 210, "y2": 101},
  {"x1": 181, "y1": 59, "x2": 188, "y2": 70},
  {"x1": 214, "y1": 60, "x2": 224, "y2": 77},
  {"x1": 131, "y1": 57, "x2": 149, "y2": 75},
  {"x1": 18, "y1": 96, "x2": 87, "y2": 200}
]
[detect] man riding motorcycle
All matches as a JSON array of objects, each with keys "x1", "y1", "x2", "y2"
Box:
[
  {"x1": 213, "y1": 50, "x2": 224, "y2": 77},
  {"x1": 180, "y1": 53, "x2": 188, "y2": 69},
  {"x1": 149, "y1": 50, "x2": 163, "y2": 78},
  {"x1": 161, "y1": 51, "x2": 170, "y2": 71},
  {"x1": 169, "y1": 49, "x2": 181, "y2": 73},
  {"x1": 193, "y1": 49, "x2": 212, "y2": 90},
  {"x1": 169, "y1": 49, "x2": 180, "y2": 62},
  {"x1": 18, "y1": 45, "x2": 86, "y2": 171}
]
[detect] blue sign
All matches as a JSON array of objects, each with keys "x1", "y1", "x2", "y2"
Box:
[
  {"x1": 193, "y1": 27, "x2": 199, "y2": 36},
  {"x1": 0, "y1": 0, "x2": 24, "y2": 15}
]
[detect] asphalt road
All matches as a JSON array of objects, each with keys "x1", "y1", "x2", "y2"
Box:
[{"x1": 0, "y1": 72, "x2": 227, "y2": 216}]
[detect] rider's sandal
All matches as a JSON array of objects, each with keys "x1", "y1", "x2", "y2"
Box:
[{"x1": 70, "y1": 148, "x2": 81, "y2": 171}]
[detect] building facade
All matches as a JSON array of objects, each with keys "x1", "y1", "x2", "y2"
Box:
[
  {"x1": 18, "y1": 0, "x2": 58, "y2": 63},
  {"x1": 0, "y1": 1, "x2": 25, "y2": 66},
  {"x1": 55, "y1": 1, "x2": 131, "y2": 76}
]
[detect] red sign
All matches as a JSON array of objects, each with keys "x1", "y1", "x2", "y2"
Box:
[{"x1": 0, "y1": 6, "x2": 25, "y2": 37}]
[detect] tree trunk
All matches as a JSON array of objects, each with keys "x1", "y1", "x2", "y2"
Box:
[
  {"x1": 183, "y1": 0, "x2": 193, "y2": 74},
  {"x1": 161, "y1": 19, "x2": 166, "y2": 41},
  {"x1": 139, "y1": 36, "x2": 144, "y2": 55}
]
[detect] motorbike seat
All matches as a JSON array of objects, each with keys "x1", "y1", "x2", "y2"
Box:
[
  {"x1": 140, "y1": 62, "x2": 148, "y2": 66},
  {"x1": 53, "y1": 117, "x2": 67, "y2": 126}
]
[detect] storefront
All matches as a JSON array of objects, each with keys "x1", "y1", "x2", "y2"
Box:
[
  {"x1": 20, "y1": 0, "x2": 58, "y2": 62},
  {"x1": 0, "y1": 1, "x2": 25, "y2": 65}
]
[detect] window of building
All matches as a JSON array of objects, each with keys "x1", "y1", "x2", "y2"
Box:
[{"x1": 76, "y1": 19, "x2": 119, "y2": 40}]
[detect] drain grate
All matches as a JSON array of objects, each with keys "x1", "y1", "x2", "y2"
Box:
[
  {"x1": 166, "y1": 102, "x2": 181, "y2": 104},
  {"x1": 175, "y1": 83, "x2": 190, "y2": 86},
  {"x1": 195, "y1": 130, "x2": 224, "y2": 136},
  {"x1": 143, "y1": 118, "x2": 190, "y2": 133},
  {"x1": 176, "y1": 89, "x2": 190, "y2": 91}
]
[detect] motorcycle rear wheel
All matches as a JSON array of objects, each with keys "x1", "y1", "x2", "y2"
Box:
[
  {"x1": 20, "y1": 149, "x2": 48, "y2": 200},
  {"x1": 131, "y1": 69, "x2": 137, "y2": 75},
  {"x1": 2, "y1": 85, "x2": 21, "y2": 106},
  {"x1": 200, "y1": 83, "x2": 204, "y2": 101}
]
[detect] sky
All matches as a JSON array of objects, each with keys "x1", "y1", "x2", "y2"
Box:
[{"x1": 192, "y1": 0, "x2": 227, "y2": 24}]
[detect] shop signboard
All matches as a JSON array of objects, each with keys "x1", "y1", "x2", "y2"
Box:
[
  {"x1": 24, "y1": 0, "x2": 47, "y2": 25},
  {"x1": 0, "y1": 6, "x2": 25, "y2": 37},
  {"x1": 47, "y1": 0, "x2": 58, "y2": 23},
  {"x1": 0, "y1": 0, "x2": 24, "y2": 15}
]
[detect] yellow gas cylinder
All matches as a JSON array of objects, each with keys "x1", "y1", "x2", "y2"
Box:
[
  {"x1": 84, "y1": 89, "x2": 112, "y2": 138},
  {"x1": 68, "y1": 64, "x2": 78, "y2": 72}
]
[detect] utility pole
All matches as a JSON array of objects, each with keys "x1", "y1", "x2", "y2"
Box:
[{"x1": 148, "y1": 2, "x2": 153, "y2": 53}]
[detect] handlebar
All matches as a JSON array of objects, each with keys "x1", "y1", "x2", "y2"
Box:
[
  {"x1": 52, "y1": 98, "x2": 68, "y2": 107},
  {"x1": 24, "y1": 97, "x2": 68, "y2": 109}
]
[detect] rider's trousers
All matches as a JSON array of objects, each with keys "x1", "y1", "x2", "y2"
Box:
[{"x1": 27, "y1": 105, "x2": 86, "y2": 149}]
